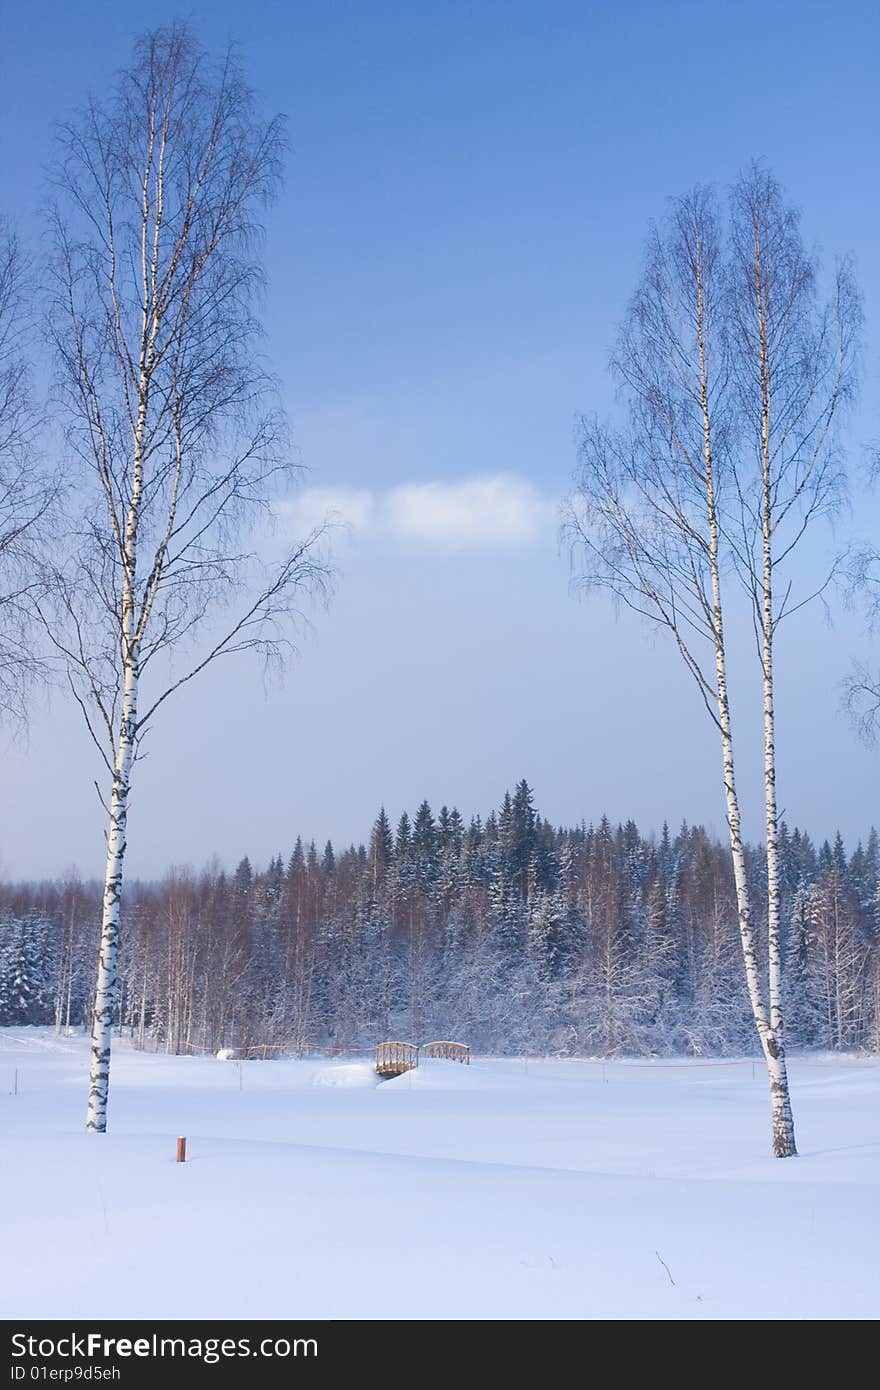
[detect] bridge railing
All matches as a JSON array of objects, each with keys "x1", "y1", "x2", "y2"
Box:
[
  {"x1": 375, "y1": 1041, "x2": 420, "y2": 1076},
  {"x1": 421, "y1": 1040, "x2": 470, "y2": 1064}
]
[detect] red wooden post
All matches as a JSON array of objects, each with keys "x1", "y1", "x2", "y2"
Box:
[{"x1": 176, "y1": 1135, "x2": 187, "y2": 1163}]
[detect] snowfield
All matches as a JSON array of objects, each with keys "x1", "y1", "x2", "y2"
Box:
[{"x1": 1, "y1": 1029, "x2": 878, "y2": 1320}]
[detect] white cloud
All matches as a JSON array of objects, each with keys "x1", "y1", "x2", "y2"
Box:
[
  {"x1": 281, "y1": 474, "x2": 555, "y2": 550},
  {"x1": 385, "y1": 475, "x2": 554, "y2": 547}
]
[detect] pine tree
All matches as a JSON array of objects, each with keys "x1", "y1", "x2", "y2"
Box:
[
  {"x1": 394, "y1": 812, "x2": 412, "y2": 861},
  {"x1": 369, "y1": 809, "x2": 394, "y2": 888},
  {"x1": 413, "y1": 801, "x2": 436, "y2": 856},
  {"x1": 0, "y1": 914, "x2": 55, "y2": 1024},
  {"x1": 785, "y1": 882, "x2": 822, "y2": 1046}
]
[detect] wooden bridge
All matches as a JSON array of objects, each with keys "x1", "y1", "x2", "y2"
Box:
[
  {"x1": 421, "y1": 1040, "x2": 470, "y2": 1064},
  {"x1": 374, "y1": 1039, "x2": 470, "y2": 1076},
  {"x1": 375, "y1": 1041, "x2": 420, "y2": 1077}
]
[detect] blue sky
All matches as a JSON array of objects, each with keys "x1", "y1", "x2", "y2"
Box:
[{"x1": 1, "y1": 0, "x2": 879, "y2": 877}]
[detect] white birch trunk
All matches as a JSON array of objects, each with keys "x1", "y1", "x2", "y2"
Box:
[
  {"x1": 86, "y1": 351, "x2": 146, "y2": 1129},
  {"x1": 86, "y1": 666, "x2": 138, "y2": 1131},
  {"x1": 698, "y1": 264, "x2": 795, "y2": 1157},
  {"x1": 756, "y1": 254, "x2": 797, "y2": 1158},
  {"x1": 761, "y1": 538, "x2": 796, "y2": 1155}
]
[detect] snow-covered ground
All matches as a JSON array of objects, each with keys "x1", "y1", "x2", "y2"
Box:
[{"x1": 2, "y1": 1029, "x2": 878, "y2": 1319}]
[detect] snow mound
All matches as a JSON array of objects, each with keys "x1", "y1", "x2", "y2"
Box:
[
  {"x1": 215, "y1": 1047, "x2": 236, "y2": 1061},
  {"x1": 312, "y1": 1062, "x2": 379, "y2": 1089},
  {"x1": 380, "y1": 1058, "x2": 499, "y2": 1091}
]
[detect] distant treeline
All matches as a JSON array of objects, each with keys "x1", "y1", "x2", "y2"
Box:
[{"x1": 2, "y1": 782, "x2": 878, "y2": 1055}]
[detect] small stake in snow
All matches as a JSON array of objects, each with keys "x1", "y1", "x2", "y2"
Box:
[{"x1": 176, "y1": 1136, "x2": 187, "y2": 1164}]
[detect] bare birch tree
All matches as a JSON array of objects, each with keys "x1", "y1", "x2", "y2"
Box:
[
  {"x1": 0, "y1": 221, "x2": 52, "y2": 722},
  {"x1": 43, "y1": 26, "x2": 329, "y2": 1132},
  {"x1": 726, "y1": 163, "x2": 859, "y2": 1148},
  {"x1": 565, "y1": 187, "x2": 800, "y2": 1155}
]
